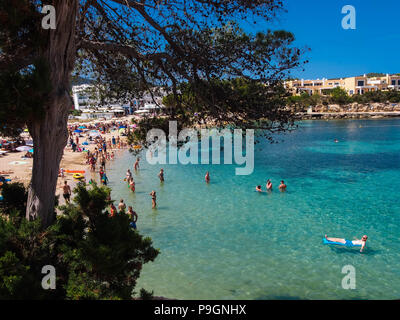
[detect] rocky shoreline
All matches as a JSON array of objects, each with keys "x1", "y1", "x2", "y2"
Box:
[{"x1": 294, "y1": 102, "x2": 400, "y2": 120}]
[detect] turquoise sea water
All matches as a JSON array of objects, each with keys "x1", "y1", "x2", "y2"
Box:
[{"x1": 106, "y1": 119, "x2": 400, "y2": 300}]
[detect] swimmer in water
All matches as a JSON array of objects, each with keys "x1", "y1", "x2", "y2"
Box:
[
  {"x1": 256, "y1": 185, "x2": 263, "y2": 192},
  {"x1": 334, "y1": 139, "x2": 339, "y2": 143},
  {"x1": 205, "y1": 171, "x2": 210, "y2": 183},
  {"x1": 279, "y1": 180, "x2": 287, "y2": 192},
  {"x1": 325, "y1": 234, "x2": 368, "y2": 252},
  {"x1": 266, "y1": 179, "x2": 272, "y2": 191}
]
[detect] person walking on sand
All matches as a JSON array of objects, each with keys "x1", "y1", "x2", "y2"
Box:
[
  {"x1": 134, "y1": 158, "x2": 140, "y2": 171},
  {"x1": 205, "y1": 171, "x2": 210, "y2": 183},
  {"x1": 149, "y1": 190, "x2": 157, "y2": 209},
  {"x1": 62, "y1": 181, "x2": 72, "y2": 204},
  {"x1": 279, "y1": 180, "x2": 287, "y2": 192},
  {"x1": 325, "y1": 234, "x2": 368, "y2": 252},
  {"x1": 158, "y1": 168, "x2": 164, "y2": 182}
]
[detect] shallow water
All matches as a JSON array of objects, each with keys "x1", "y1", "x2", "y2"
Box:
[{"x1": 107, "y1": 119, "x2": 400, "y2": 300}]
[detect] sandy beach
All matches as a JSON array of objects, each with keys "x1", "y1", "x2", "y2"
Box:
[{"x1": 0, "y1": 115, "x2": 136, "y2": 205}]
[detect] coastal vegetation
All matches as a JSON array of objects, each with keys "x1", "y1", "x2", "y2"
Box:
[
  {"x1": 0, "y1": 182, "x2": 158, "y2": 299},
  {"x1": 0, "y1": 1, "x2": 304, "y2": 226}
]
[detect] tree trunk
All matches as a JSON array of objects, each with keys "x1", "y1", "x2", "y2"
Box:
[{"x1": 26, "y1": 0, "x2": 78, "y2": 227}]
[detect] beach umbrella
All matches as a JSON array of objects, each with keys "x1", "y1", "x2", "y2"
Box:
[
  {"x1": 29, "y1": 148, "x2": 34, "y2": 153},
  {"x1": 16, "y1": 146, "x2": 32, "y2": 152},
  {"x1": 74, "y1": 129, "x2": 83, "y2": 133},
  {"x1": 119, "y1": 125, "x2": 127, "y2": 129},
  {"x1": 78, "y1": 126, "x2": 86, "y2": 129},
  {"x1": 82, "y1": 142, "x2": 89, "y2": 145}
]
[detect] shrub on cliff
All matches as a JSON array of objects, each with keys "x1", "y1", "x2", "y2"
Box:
[
  {"x1": 329, "y1": 87, "x2": 351, "y2": 105},
  {"x1": 0, "y1": 182, "x2": 159, "y2": 299}
]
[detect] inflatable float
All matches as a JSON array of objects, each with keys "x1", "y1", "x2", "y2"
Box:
[
  {"x1": 66, "y1": 170, "x2": 85, "y2": 174},
  {"x1": 323, "y1": 238, "x2": 361, "y2": 247},
  {"x1": 73, "y1": 173, "x2": 85, "y2": 180}
]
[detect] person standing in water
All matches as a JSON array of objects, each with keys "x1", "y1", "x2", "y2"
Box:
[
  {"x1": 118, "y1": 199, "x2": 126, "y2": 212},
  {"x1": 325, "y1": 234, "x2": 368, "y2": 252},
  {"x1": 101, "y1": 172, "x2": 109, "y2": 186},
  {"x1": 126, "y1": 169, "x2": 132, "y2": 181},
  {"x1": 158, "y1": 168, "x2": 164, "y2": 182},
  {"x1": 127, "y1": 206, "x2": 138, "y2": 230},
  {"x1": 129, "y1": 177, "x2": 135, "y2": 192},
  {"x1": 109, "y1": 203, "x2": 117, "y2": 217},
  {"x1": 279, "y1": 180, "x2": 287, "y2": 192},
  {"x1": 134, "y1": 158, "x2": 140, "y2": 171},
  {"x1": 205, "y1": 171, "x2": 210, "y2": 183},
  {"x1": 149, "y1": 190, "x2": 157, "y2": 209}
]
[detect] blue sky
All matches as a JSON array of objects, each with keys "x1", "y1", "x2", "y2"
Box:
[{"x1": 244, "y1": 0, "x2": 400, "y2": 79}]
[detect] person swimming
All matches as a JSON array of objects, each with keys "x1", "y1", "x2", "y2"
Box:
[
  {"x1": 279, "y1": 180, "x2": 287, "y2": 192},
  {"x1": 266, "y1": 179, "x2": 272, "y2": 191},
  {"x1": 256, "y1": 185, "x2": 263, "y2": 192},
  {"x1": 325, "y1": 234, "x2": 368, "y2": 252}
]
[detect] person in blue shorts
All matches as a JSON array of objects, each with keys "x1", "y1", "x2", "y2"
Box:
[
  {"x1": 127, "y1": 206, "x2": 138, "y2": 230},
  {"x1": 325, "y1": 234, "x2": 368, "y2": 252}
]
